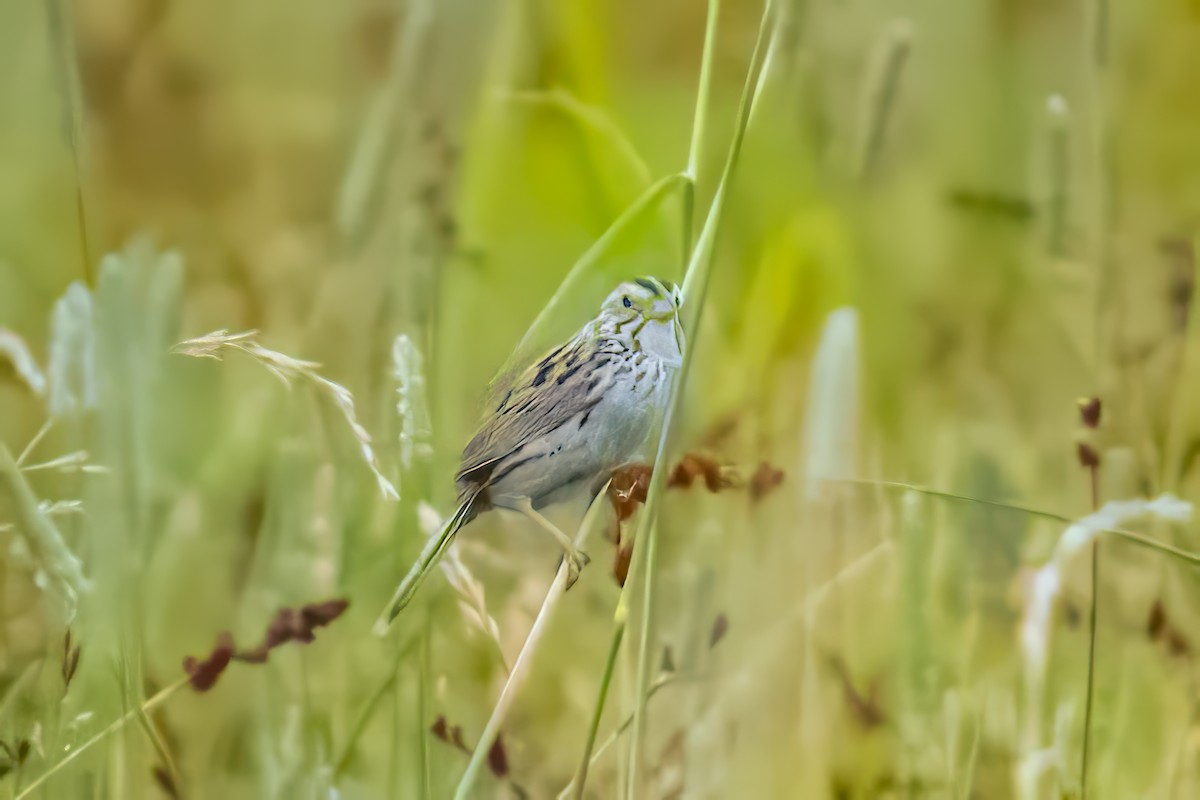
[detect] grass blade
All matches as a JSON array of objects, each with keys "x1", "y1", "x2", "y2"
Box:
[
  {"x1": 451, "y1": 491, "x2": 607, "y2": 799},
  {"x1": 15, "y1": 678, "x2": 188, "y2": 800},
  {"x1": 568, "y1": 624, "x2": 625, "y2": 799},
  {"x1": 625, "y1": 0, "x2": 778, "y2": 792},
  {"x1": 0, "y1": 443, "x2": 90, "y2": 616}
]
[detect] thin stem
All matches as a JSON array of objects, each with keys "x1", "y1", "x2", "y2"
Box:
[
  {"x1": 560, "y1": 671, "x2": 682, "y2": 800},
  {"x1": 570, "y1": 624, "x2": 625, "y2": 800},
  {"x1": 1045, "y1": 95, "x2": 1071, "y2": 258},
  {"x1": 855, "y1": 19, "x2": 913, "y2": 182},
  {"x1": 16, "y1": 418, "x2": 56, "y2": 467},
  {"x1": 1086, "y1": 0, "x2": 1116, "y2": 383},
  {"x1": 420, "y1": 612, "x2": 433, "y2": 799},
  {"x1": 389, "y1": 652, "x2": 401, "y2": 800},
  {"x1": 451, "y1": 493, "x2": 605, "y2": 799},
  {"x1": 1162, "y1": 234, "x2": 1200, "y2": 488},
  {"x1": 335, "y1": 673, "x2": 397, "y2": 779},
  {"x1": 43, "y1": 0, "x2": 93, "y2": 285},
  {"x1": 16, "y1": 677, "x2": 188, "y2": 799},
  {"x1": 679, "y1": 0, "x2": 776, "y2": 307},
  {"x1": 333, "y1": 637, "x2": 417, "y2": 780},
  {"x1": 508, "y1": 173, "x2": 691, "y2": 370},
  {"x1": 679, "y1": 179, "x2": 696, "y2": 269},
  {"x1": 504, "y1": 89, "x2": 653, "y2": 187},
  {"x1": 958, "y1": 709, "x2": 983, "y2": 800},
  {"x1": 131, "y1": 683, "x2": 183, "y2": 796},
  {"x1": 685, "y1": 0, "x2": 721, "y2": 182},
  {"x1": 0, "y1": 444, "x2": 90, "y2": 611},
  {"x1": 571, "y1": 541, "x2": 893, "y2": 800},
  {"x1": 0, "y1": 659, "x2": 42, "y2": 725},
  {"x1": 828, "y1": 477, "x2": 1200, "y2": 567},
  {"x1": 625, "y1": 2, "x2": 777, "y2": 793},
  {"x1": 453, "y1": 573, "x2": 567, "y2": 799},
  {"x1": 746, "y1": 0, "x2": 794, "y2": 130},
  {"x1": 1081, "y1": 540, "x2": 1101, "y2": 798},
  {"x1": 570, "y1": 538, "x2": 897, "y2": 800},
  {"x1": 1081, "y1": 446, "x2": 1102, "y2": 800},
  {"x1": 335, "y1": 0, "x2": 436, "y2": 245}
]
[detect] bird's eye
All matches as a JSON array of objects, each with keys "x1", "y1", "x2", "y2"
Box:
[{"x1": 622, "y1": 296, "x2": 632, "y2": 309}]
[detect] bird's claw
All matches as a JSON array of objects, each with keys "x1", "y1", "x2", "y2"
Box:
[{"x1": 564, "y1": 549, "x2": 590, "y2": 589}]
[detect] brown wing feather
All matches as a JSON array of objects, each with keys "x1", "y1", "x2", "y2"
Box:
[{"x1": 456, "y1": 334, "x2": 607, "y2": 489}]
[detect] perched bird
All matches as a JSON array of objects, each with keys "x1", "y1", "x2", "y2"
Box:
[{"x1": 376, "y1": 277, "x2": 684, "y2": 631}]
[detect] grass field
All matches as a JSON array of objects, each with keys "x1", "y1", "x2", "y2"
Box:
[{"x1": 2, "y1": 0, "x2": 1200, "y2": 797}]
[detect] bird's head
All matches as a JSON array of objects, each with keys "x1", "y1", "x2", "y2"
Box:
[
  {"x1": 599, "y1": 276, "x2": 684, "y2": 364},
  {"x1": 601, "y1": 276, "x2": 682, "y2": 323}
]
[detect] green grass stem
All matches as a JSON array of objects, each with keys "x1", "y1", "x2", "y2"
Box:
[
  {"x1": 333, "y1": 637, "x2": 418, "y2": 781},
  {"x1": 1081, "y1": 539, "x2": 1101, "y2": 798},
  {"x1": 451, "y1": 492, "x2": 607, "y2": 799},
  {"x1": 567, "y1": 623, "x2": 624, "y2": 800},
  {"x1": 855, "y1": 19, "x2": 912, "y2": 181},
  {"x1": 504, "y1": 89, "x2": 653, "y2": 188},
  {"x1": 42, "y1": 0, "x2": 93, "y2": 285},
  {"x1": 0, "y1": 444, "x2": 89, "y2": 616},
  {"x1": 685, "y1": 0, "x2": 721, "y2": 183},
  {"x1": 335, "y1": 0, "x2": 436, "y2": 246},
  {"x1": 831, "y1": 477, "x2": 1200, "y2": 567},
  {"x1": 1045, "y1": 94, "x2": 1071, "y2": 258},
  {"x1": 625, "y1": 1, "x2": 777, "y2": 793},
  {"x1": 15, "y1": 677, "x2": 188, "y2": 800},
  {"x1": 506, "y1": 172, "x2": 692, "y2": 376}
]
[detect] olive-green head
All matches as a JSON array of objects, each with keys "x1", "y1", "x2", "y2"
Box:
[
  {"x1": 600, "y1": 276, "x2": 684, "y2": 364},
  {"x1": 601, "y1": 276, "x2": 682, "y2": 324}
]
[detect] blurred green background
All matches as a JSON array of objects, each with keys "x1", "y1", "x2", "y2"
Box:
[{"x1": 2, "y1": 0, "x2": 1200, "y2": 797}]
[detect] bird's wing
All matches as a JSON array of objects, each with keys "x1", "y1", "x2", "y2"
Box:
[{"x1": 457, "y1": 334, "x2": 611, "y2": 486}]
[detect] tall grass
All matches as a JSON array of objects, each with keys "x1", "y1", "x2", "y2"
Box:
[{"x1": 3, "y1": 0, "x2": 1200, "y2": 798}]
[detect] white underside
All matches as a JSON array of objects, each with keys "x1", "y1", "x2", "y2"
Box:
[{"x1": 490, "y1": 316, "x2": 681, "y2": 510}]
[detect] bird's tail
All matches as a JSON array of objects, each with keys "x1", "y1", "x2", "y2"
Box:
[{"x1": 373, "y1": 492, "x2": 480, "y2": 635}]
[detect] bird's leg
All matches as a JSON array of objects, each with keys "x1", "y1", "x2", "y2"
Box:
[{"x1": 509, "y1": 496, "x2": 590, "y2": 589}]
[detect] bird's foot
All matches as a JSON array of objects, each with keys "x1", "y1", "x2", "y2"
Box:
[{"x1": 564, "y1": 548, "x2": 590, "y2": 589}]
